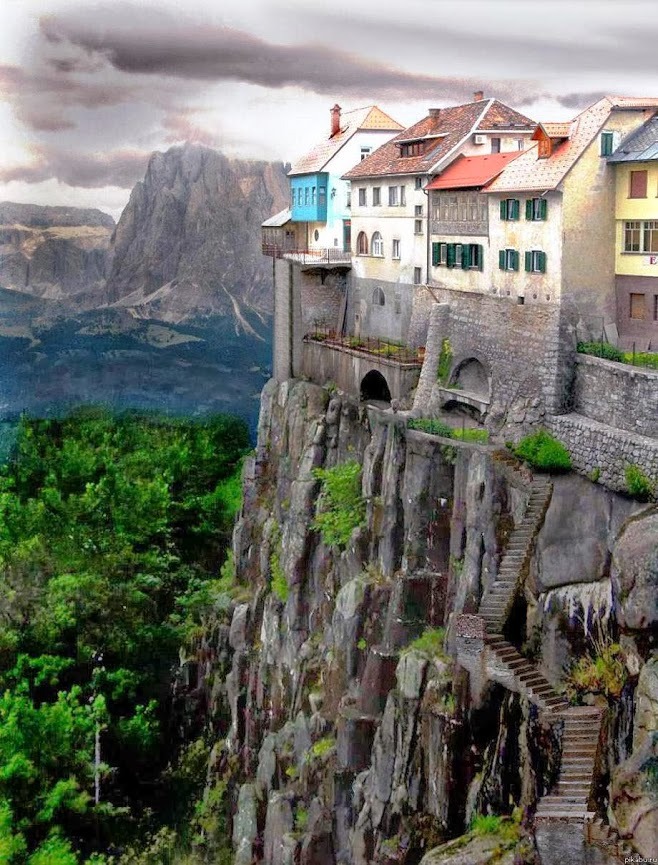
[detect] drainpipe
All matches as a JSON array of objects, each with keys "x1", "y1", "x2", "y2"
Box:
[{"x1": 424, "y1": 184, "x2": 430, "y2": 286}]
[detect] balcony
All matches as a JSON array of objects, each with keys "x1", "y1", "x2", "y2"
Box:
[
  {"x1": 306, "y1": 327, "x2": 423, "y2": 365},
  {"x1": 262, "y1": 245, "x2": 352, "y2": 267}
]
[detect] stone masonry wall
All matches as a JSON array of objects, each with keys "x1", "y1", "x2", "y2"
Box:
[
  {"x1": 573, "y1": 354, "x2": 658, "y2": 438},
  {"x1": 428, "y1": 288, "x2": 567, "y2": 418},
  {"x1": 547, "y1": 413, "x2": 658, "y2": 492}
]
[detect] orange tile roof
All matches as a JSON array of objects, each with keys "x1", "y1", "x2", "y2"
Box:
[
  {"x1": 343, "y1": 98, "x2": 535, "y2": 180},
  {"x1": 487, "y1": 96, "x2": 658, "y2": 193},
  {"x1": 425, "y1": 152, "x2": 522, "y2": 190},
  {"x1": 534, "y1": 122, "x2": 572, "y2": 139},
  {"x1": 288, "y1": 106, "x2": 403, "y2": 176}
]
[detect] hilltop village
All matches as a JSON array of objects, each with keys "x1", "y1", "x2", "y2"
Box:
[{"x1": 261, "y1": 93, "x2": 658, "y2": 489}]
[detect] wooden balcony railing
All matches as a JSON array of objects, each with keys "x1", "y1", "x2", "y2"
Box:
[{"x1": 261, "y1": 244, "x2": 352, "y2": 265}]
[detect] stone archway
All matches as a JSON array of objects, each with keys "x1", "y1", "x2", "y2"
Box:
[
  {"x1": 360, "y1": 369, "x2": 392, "y2": 403},
  {"x1": 451, "y1": 357, "x2": 490, "y2": 400}
]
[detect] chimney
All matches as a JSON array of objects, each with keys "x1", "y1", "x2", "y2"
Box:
[
  {"x1": 429, "y1": 108, "x2": 441, "y2": 117},
  {"x1": 473, "y1": 90, "x2": 484, "y2": 102},
  {"x1": 330, "y1": 104, "x2": 341, "y2": 137}
]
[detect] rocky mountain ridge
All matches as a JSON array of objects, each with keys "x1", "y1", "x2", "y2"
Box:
[{"x1": 0, "y1": 144, "x2": 289, "y2": 330}]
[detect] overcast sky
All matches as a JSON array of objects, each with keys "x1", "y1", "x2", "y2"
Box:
[{"x1": 2, "y1": 0, "x2": 658, "y2": 220}]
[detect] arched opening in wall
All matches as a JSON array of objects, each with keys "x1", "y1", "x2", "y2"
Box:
[
  {"x1": 357, "y1": 231, "x2": 368, "y2": 255},
  {"x1": 371, "y1": 231, "x2": 384, "y2": 257},
  {"x1": 372, "y1": 286, "x2": 385, "y2": 306},
  {"x1": 451, "y1": 357, "x2": 489, "y2": 399},
  {"x1": 360, "y1": 370, "x2": 392, "y2": 403}
]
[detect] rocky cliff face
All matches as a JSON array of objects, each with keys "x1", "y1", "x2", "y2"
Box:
[
  {"x1": 185, "y1": 379, "x2": 657, "y2": 865},
  {"x1": 104, "y1": 144, "x2": 289, "y2": 328},
  {"x1": 0, "y1": 202, "x2": 114, "y2": 301}
]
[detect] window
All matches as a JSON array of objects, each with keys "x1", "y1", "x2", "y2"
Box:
[
  {"x1": 297, "y1": 189, "x2": 302, "y2": 206},
  {"x1": 311, "y1": 187, "x2": 316, "y2": 205},
  {"x1": 371, "y1": 231, "x2": 384, "y2": 256},
  {"x1": 526, "y1": 198, "x2": 548, "y2": 221},
  {"x1": 360, "y1": 147, "x2": 371, "y2": 161},
  {"x1": 415, "y1": 176, "x2": 423, "y2": 189},
  {"x1": 538, "y1": 137, "x2": 552, "y2": 159},
  {"x1": 346, "y1": 190, "x2": 351, "y2": 208},
  {"x1": 319, "y1": 187, "x2": 326, "y2": 207},
  {"x1": 624, "y1": 220, "x2": 658, "y2": 252},
  {"x1": 630, "y1": 170, "x2": 648, "y2": 198},
  {"x1": 433, "y1": 191, "x2": 488, "y2": 224},
  {"x1": 400, "y1": 186, "x2": 406, "y2": 206},
  {"x1": 516, "y1": 139, "x2": 525, "y2": 151},
  {"x1": 630, "y1": 293, "x2": 646, "y2": 320},
  {"x1": 433, "y1": 243, "x2": 483, "y2": 269},
  {"x1": 358, "y1": 188, "x2": 367, "y2": 206},
  {"x1": 414, "y1": 204, "x2": 423, "y2": 217},
  {"x1": 600, "y1": 131, "x2": 614, "y2": 156},
  {"x1": 413, "y1": 267, "x2": 422, "y2": 285},
  {"x1": 304, "y1": 187, "x2": 309, "y2": 205},
  {"x1": 372, "y1": 286, "x2": 385, "y2": 306},
  {"x1": 524, "y1": 250, "x2": 547, "y2": 273},
  {"x1": 356, "y1": 231, "x2": 368, "y2": 255},
  {"x1": 644, "y1": 221, "x2": 658, "y2": 253},
  {"x1": 624, "y1": 221, "x2": 642, "y2": 252},
  {"x1": 388, "y1": 186, "x2": 399, "y2": 206},
  {"x1": 500, "y1": 199, "x2": 520, "y2": 220},
  {"x1": 392, "y1": 239, "x2": 401, "y2": 259},
  {"x1": 400, "y1": 141, "x2": 425, "y2": 157},
  {"x1": 373, "y1": 186, "x2": 381, "y2": 206},
  {"x1": 414, "y1": 219, "x2": 423, "y2": 234},
  {"x1": 491, "y1": 137, "x2": 501, "y2": 154},
  {"x1": 654, "y1": 295, "x2": 658, "y2": 321},
  {"x1": 499, "y1": 248, "x2": 520, "y2": 271}
]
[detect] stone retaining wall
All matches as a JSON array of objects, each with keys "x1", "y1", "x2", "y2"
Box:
[
  {"x1": 547, "y1": 412, "x2": 658, "y2": 493},
  {"x1": 573, "y1": 354, "x2": 658, "y2": 438}
]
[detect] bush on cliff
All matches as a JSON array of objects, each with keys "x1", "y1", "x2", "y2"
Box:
[
  {"x1": 625, "y1": 463, "x2": 655, "y2": 501},
  {"x1": 312, "y1": 461, "x2": 366, "y2": 548},
  {"x1": 514, "y1": 429, "x2": 571, "y2": 472}
]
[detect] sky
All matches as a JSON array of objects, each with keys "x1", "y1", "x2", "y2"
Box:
[{"x1": 2, "y1": 0, "x2": 658, "y2": 220}]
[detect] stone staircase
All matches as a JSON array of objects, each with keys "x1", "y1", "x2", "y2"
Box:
[
  {"x1": 535, "y1": 706, "x2": 603, "y2": 822},
  {"x1": 479, "y1": 475, "x2": 553, "y2": 634},
  {"x1": 585, "y1": 815, "x2": 637, "y2": 863},
  {"x1": 485, "y1": 636, "x2": 568, "y2": 713}
]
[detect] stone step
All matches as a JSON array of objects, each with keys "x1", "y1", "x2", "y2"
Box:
[{"x1": 535, "y1": 810, "x2": 589, "y2": 821}]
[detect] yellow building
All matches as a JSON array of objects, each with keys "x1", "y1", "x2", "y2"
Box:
[{"x1": 609, "y1": 115, "x2": 658, "y2": 347}]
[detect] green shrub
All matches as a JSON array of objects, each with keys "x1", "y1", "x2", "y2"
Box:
[
  {"x1": 312, "y1": 461, "x2": 366, "y2": 548},
  {"x1": 515, "y1": 429, "x2": 571, "y2": 472},
  {"x1": 566, "y1": 641, "x2": 627, "y2": 701},
  {"x1": 436, "y1": 338, "x2": 453, "y2": 384},
  {"x1": 308, "y1": 736, "x2": 334, "y2": 760},
  {"x1": 470, "y1": 814, "x2": 503, "y2": 836},
  {"x1": 407, "y1": 627, "x2": 448, "y2": 661},
  {"x1": 625, "y1": 463, "x2": 655, "y2": 500},
  {"x1": 622, "y1": 351, "x2": 658, "y2": 370},
  {"x1": 408, "y1": 417, "x2": 453, "y2": 438},
  {"x1": 577, "y1": 341, "x2": 624, "y2": 362},
  {"x1": 451, "y1": 428, "x2": 489, "y2": 443},
  {"x1": 589, "y1": 467, "x2": 601, "y2": 483}
]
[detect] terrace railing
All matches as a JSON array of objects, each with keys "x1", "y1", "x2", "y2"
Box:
[
  {"x1": 261, "y1": 244, "x2": 352, "y2": 265},
  {"x1": 306, "y1": 326, "x2": 423, "y2": 365}
]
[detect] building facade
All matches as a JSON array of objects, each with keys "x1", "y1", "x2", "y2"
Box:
[{"x1": 608, "y1": 115, "x2": 658, "y2": 347}]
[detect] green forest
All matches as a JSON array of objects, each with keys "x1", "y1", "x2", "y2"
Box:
[{"x1": 0, "y1": 408, "x2": 250, "y2": 863}]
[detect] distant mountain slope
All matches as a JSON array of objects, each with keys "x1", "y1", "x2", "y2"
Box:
[
  {"x1": 104, "y1": 144, "x2": 289, "y2": 329},
  {"x1": 0, "y1": 202, "x2": 114, "y2": 300}
]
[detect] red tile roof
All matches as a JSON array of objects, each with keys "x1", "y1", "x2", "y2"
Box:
[
  {"x1": 343, "y1": 99, "x2": 535, "y2": 180},
  {"x1": 288, "y1": 106, "x2": 403, "y2": 176},
  {"x1": 533, "y1": 122, "x2": 572, "y2": 139},
  {"x1": 425, "y1": 152, "x2": 522, "y2": 190},
  {"x1": 488, "y1": 96, "x2": 658, "y2": 193}
]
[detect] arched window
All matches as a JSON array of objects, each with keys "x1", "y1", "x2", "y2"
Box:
[
  {"x1": 357, "y1": 231, "x2": 368, "y2": 255},
  {"x1": 371, "y1": 231, "x2": 384, "y2": 257},
  {"x1": 372, "y1": 287, "x2": 386, "y2": 307}
]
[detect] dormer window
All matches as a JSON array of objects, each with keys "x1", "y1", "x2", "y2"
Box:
[
  {"x1": 538, "y1": 138, "x2": 552, "y2": 159},
  {"x1": 399, "y1": 141, "x2": 425, "y2": 157}
]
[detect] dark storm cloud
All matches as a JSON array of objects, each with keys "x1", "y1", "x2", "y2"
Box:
[
  {"x1": 0, "y1": 147, "x2": 151, "y2": 188},
  {"x1": 38, "y1": 11, "x2": 544, "y2": 105}
]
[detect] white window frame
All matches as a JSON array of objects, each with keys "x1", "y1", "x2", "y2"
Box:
[
  {"x1": 392, "y1": 239, "x2": 401, "y2": 259},
  {"x1": 388, "y1": 186, "x2": 399, "y2": 206},
  {"x1": 372, "y1": 231, "x2": 384, "y2": 257},
  {"x1": 358, "y1": 188, "x2": 367, "y2": 206},
  {"x1": 373, "y1": 186, "x2": 381, "y2": 206}
]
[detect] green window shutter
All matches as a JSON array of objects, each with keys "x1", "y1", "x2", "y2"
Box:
[
  {"x1": 525, "y1": 199, "x2": 533, "y2": 221},
  {"x1": 500, "y1": 200, "x2": 507, "y2": 220},
  {"x1": 447, "y1": 243, "x2": 456, "y2": 268},
  {"x1": 499, "y1": 249, "x2": 506, "y2": 270},
  {"x1": 525, "y1": 251, "x2": 532, "y2": 272},
  {"x1": 540, "y1": 198, "x2": 548, "y2": 220},
  {"x1": 478, "y1": 245, "x2": 484, "y2": 271},
  {"x1": 461, "y1": 244, "x2": 470, "y2": 269},
  {"x1": 432, "y1": 242, "x2": 440, "y2": 266},
  {"x1": 539, "y1": 252, "x2": 547, "y2": 273},
  {"x1": 511, "y1": 199, "x2": 520, "y2": 220},
  {"x1": 512, "y1": 249, "x2": 520, "y2": 271}
]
